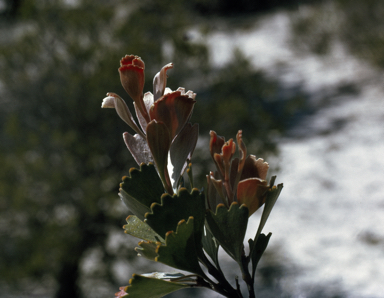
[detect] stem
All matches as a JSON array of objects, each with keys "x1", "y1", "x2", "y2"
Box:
[
  {"x1": 223, "y1": 176, "x2": 234, "y2": 205},
  {"x1": 199, "y1": 253, "x2": 242, "y2": 298},
  {"x1": 240, "y1": 253, "x2": 255, "y2": 298},
  {"x1": 186, "y1": 161, "x2": 194, "y2": 189},
  {"x1": 161, "y1": 166, "x2": 174, "y2": 195}
]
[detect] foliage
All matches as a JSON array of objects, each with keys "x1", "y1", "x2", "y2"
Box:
[{"x1": 102, "y1": 55, "x2": 283, "y2": 297}]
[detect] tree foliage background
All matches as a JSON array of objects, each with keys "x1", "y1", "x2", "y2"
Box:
[{"x1": 0, "y1": 0, "x2": 381, "y2": 297}]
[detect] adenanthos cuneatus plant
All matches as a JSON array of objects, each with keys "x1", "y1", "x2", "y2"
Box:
[{"x1": 102, "y1": 55, "x2": 283, "y2": 298}]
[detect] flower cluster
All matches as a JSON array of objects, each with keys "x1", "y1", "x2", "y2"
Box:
[
  {"x1": 102, "y1": 55, "x2": 198, "y2": 194},
  {"x1": 207, "y1": 130, "x2": 270, "y2": 216}
]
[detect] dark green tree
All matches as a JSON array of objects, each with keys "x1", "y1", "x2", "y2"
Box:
[
  {"x1": 0, "y1": 1, "x2": 208, "y2": 297},
  {"x1": 291, "y1": 0, "x2": 384, "y2": 68}
]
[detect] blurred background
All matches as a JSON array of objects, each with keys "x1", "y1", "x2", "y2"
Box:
[{"x1": 0, "y1": 0, "x2": 383, "y2": 297}]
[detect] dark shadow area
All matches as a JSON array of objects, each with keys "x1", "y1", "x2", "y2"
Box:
[{"x1": 193, "y1": 0, "x2": 324, "y2": 16}]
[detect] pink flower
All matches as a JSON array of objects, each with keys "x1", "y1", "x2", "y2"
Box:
[
  {"x1": 114, "y1": 286, "x2": 128, "y2": 298},
  {"x1": 207, "y1": 130, "x2": 270, "y2": 216}
]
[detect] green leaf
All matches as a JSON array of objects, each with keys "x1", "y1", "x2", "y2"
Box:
[
  {"x1": 201, "y1": 226, "x2": 220, "y2": 269},
  {"x1": 248, "y1": 233, "x2": 271, "y2": 279},
  {"x1": 135, "y1": 241, "x2": 159, "y2": 261},
  {"x1": 145, "y1": 188, "x2": 205, "y2": 243},
  {"x1": 124, "y1": 215, "x2": 165, "y2": 243},
  {"x1": 250, "y1": 182, "x2": 283, "y2": 257},
  {"x1": 156, "y1": 217, "x2": 206, "y2": 277},
  {"x1": 119, "y1": 189, "x2": 151, "y2": 222},
  {"x1": 122, "y1": 274, "x2": 189, "y2": 298},
  {"x1": 119, "y1": 163, "x2": 165, "y2": 221},
  {"x1": 205, "y1": 202, "x2": 249, "y2": 265}
]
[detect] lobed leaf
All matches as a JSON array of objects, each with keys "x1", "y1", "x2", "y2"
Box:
[
  {"x1": 248, "y1": 233, "x2": 271, "y2": 279},
  {"x1": 156, "y1": 217, "x2": 206, "y2": 277},
  {"x1": 145, "y1": 188, "x2": 205, "y2": 244},
  {"x1": 136, "y1": 241, "x2": 159, "y2": 261},
  {"x1": 120, "y1": 163, "x2": 165, "y2": 221},
  {"x1": 124, "y1": 215, "x2": 164, "y2": 243},
  {"x1": 205, "y1": 202, "x2": 249, "y2": 265},
  {"x1": 250, "y1": 181, "x2": 283, "y2": 256}
]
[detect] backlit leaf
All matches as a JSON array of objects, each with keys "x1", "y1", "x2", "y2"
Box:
[
  {"x1": 135, "y1": 241, "x2": 159, "y2": 261},
  {"x1": 122, "y1": 274, "x2": 189, "y2": 298},
  {"x1": 248, "y1": 233, "x2": 271, "y2": 279},
  {"x1": 250, "y1": 181, "x2": 283, "y2": 256},
  {"x1": 156, "y1": 217, "x2": 206, "y2": 277},
  {"x1": 123, "y1": 133, "x2": 153, "y2": 165},
  {"x1": 205, "y1": 202, "x2": 249, "y2": 265},
  {"x1": 120, "y1": 163, "x2": 164, "y2": 221},
  {"x1": 124, "y1": 215, "x2": 164, "y2": 243},
  {"x1": 145, "y1": 188, "x2": 205, "y2": 243}
]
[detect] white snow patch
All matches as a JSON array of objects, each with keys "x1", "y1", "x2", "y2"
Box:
[{"x1": 209, "y1": 10, "x2": 384, "y2": 297}]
